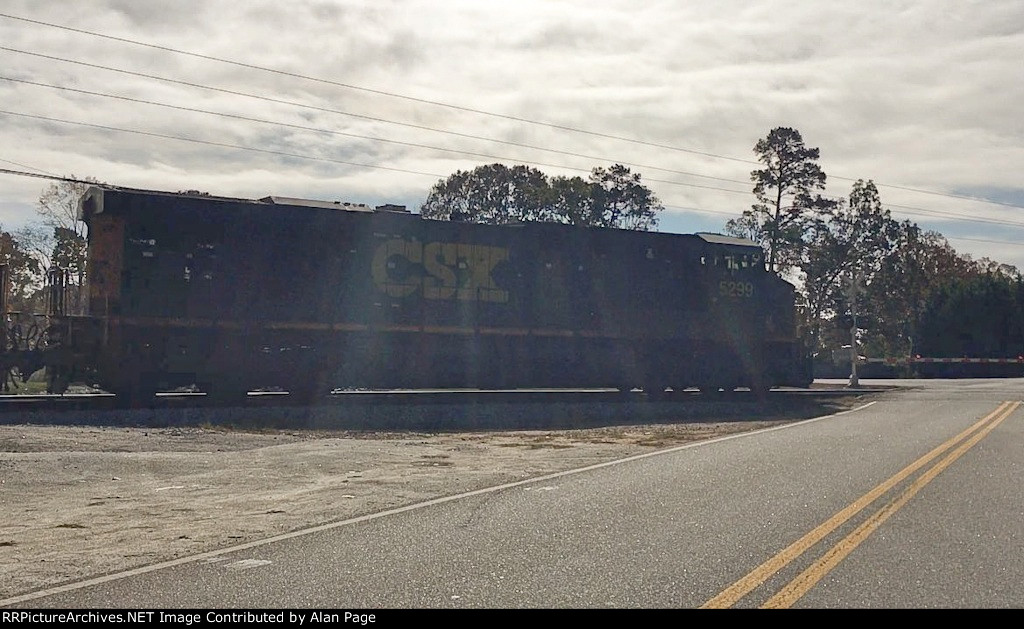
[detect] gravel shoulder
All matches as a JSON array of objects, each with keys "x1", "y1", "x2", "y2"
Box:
[{"x1": 0, "y1": 393, "x2": 873, "y2": 601}]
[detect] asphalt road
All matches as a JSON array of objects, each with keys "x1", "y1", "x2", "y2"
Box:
[{"x1": 8, "y1": 378, "x2": 1024, "y2": 608}]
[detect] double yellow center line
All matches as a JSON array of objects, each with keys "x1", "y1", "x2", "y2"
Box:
[{"x1": 701, "y1": 400, "x2": 1021, "y2": 609}]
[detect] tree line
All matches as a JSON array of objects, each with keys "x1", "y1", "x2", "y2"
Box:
[
  {"x1": 723, "y1": 127, "x2": 1022, "y2": 367},
  {"x1": 1, "y1": 177, "x2": 92, "y2": 315},
  {"x1": 420, "y1": 128, "x2": 1022, "y2": 366},
  {"x1": 421, "y1": 163, "x2": 663, "y2": 230}
]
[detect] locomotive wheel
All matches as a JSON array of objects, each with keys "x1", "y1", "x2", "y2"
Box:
[
  {"x1": 644, "y1": 384, "x2": 670, "y2": 400},
  {"x1": 200, "y1": 381, "x2": 250, "y2": 406},
  {"x1": 285, "y1": 372, "x2": 329, "y2": 405},
  {"x1": 45, "y1": 365, "x2": 72, "y2": 395},
  {"x1": 748, "y1": 383, "x2": 771, "y2": 400},
  {"x1": 286, "y1": 384, "x2": 323, "y2": 405},
  {"x1": 111, "y1": 383, "x2": 158, "y2": 407}
]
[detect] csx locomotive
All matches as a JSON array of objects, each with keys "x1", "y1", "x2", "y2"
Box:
[{"x1": 28, "y1": 185, "x2": 811, "y2": 404}]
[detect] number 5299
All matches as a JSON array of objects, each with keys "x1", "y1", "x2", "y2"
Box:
[{"x1": 719, "y1": 280, "x2": 754, "y2": 298}]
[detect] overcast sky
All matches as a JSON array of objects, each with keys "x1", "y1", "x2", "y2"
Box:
[{"x1": 1, "y1": 0, "x2": 1022, "y2": 269}]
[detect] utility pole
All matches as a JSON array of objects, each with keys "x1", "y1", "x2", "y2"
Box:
[{"x1": 846, "y1": 271, "x2": 862, "y2": 388}]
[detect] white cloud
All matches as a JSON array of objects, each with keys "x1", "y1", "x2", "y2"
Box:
[{"x1": 0, "y1": 0, "x2": 1021, "y2": 267}]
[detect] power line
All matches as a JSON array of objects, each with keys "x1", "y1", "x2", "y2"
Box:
[
  {"x1": 833, "y1": 176, "x2": 1024, "y2": 210},
  {"x1": 0, "y1": 167, "x2": 97, "y2": 185},
  {"x1": 0, "y1": 47, "x2": 754, "y2": 189},
  {"x1": 0, "y1": 166, "x2": 793, "y2": 230},
  {"x1": 0, "y1": 110, "x2": 447, "y2": 179},
  {"x1": 6, "y1": 100, "x2": 1022, "y2": 235},
  {"x1": 4, "y1": 12, "x2": 1019, "y2": 212},
  {"x1": 705, "y1": 200, "x2": 1024, "y2": 233},
  {"x1": 0, "y1": 74, "x2": 752, "y2": 196},
  {"x1": 0, "y1": 12, "x2": 756, "y2": 166},
  {"x1": 0, "y1": 156, "x2": 56, "y2": 177},
  {"x1": 12, "y1": 67, "x2": 1024, "y2": 223},
  {"x1": 1, "y1": 62, "x2": 1020, "y2": 232},
  {"x1": 946, "y1": 235, "x2": 1024, "y2": 248},
  {"x1": 3, "y1": 166, "x2": 1023, "y2": 251},
  {"x1": 733, "y1": 188, "x2": 1024, "y2": 231},
  {"x1": 0, "y1": 165, "x2": 748, "y2": 228},
  {"x1": 885, "y1": 202, "x2": 1024, "y2": 229},
  {"x1": 6, "y1": 106, "x2": 1023, "y2": 235}
]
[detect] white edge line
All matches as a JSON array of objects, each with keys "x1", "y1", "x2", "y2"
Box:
[{"x1": 1, "y1": 400, "x2": 877, "y2": 606}]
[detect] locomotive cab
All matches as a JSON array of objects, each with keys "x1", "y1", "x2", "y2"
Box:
[{"x1": 690, "y1": 233, "x2": 811, "y2": 391}]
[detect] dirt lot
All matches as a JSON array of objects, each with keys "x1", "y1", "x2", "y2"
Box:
[{"x1": 0, "y1": 394, "x2": 869, "y2": 601}]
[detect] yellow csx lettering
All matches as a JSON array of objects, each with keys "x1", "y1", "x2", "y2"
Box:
[{"x1": 371, "y1": 239, "x2": 510, "y2": 303}]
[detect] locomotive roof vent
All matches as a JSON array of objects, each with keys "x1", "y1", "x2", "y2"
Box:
[
  {"x1": 375, "y1": 204, "x2": 408, "y2": 213},
  {"x1": 696, "y1": 232, "x2": 759, "y2": 247},
  {"x1": 259, "y1": 196, "x2": 373, "y2": 212}
]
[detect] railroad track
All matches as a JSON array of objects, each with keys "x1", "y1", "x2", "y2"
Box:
[
  {"x1": 0, "y1": 386, "x2": 865, "y2": 408},
  {"x1": 0, "y1": 387, "x2": 878, "y2": 431}
]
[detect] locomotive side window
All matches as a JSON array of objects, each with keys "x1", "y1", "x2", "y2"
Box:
[{"x1": 702, "y1": 247, "x2": 764, "y2": 276}]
